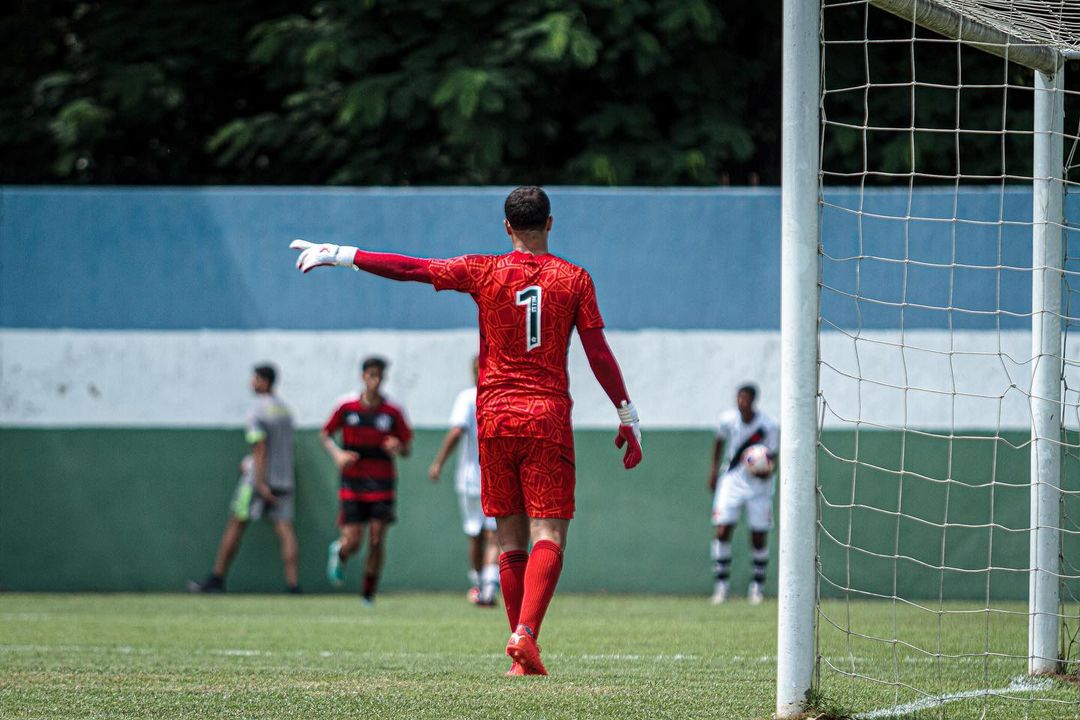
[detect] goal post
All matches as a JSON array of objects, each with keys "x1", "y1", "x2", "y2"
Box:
[
  {"x1": 778, "y1": 0, "x2": 1074, "y2": 716},
  {"x1": 1029, "y1": 62, "x2": 1064, "y2": 675},
  {"x1": 776, "y1": 0, "x2": 821, "y2": 714}
]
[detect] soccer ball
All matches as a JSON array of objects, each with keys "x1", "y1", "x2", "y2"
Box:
[{"x1": 742, "y1": 444, "x2": 774, "y2": 478}]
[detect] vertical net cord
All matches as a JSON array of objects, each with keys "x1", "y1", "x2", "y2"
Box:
[
  {"x1": 890, "y1": 5, "x2": 916, "y2": 707},
  {"x1": 934, "y1": 27, "x2": 964, "y2": 715},
  {"x1": 1056, "y1": 2, "x2": 1077, "y2": 689},
  {"x1": 1061, "y1": 94, "x2": 1072, "y2": 683},
  {"x1": 1059, "y1": 82, "x2": 1080, "y2": 686},
  {"x1": 816, "y1": 0, "x2": 829, "y2": 701},
  {"x1": 844, "y1": 1, "x2": 872, "y2": 708},
  {"x1": 985, "y1": 31, "x2": 1012, "y2": 708}
]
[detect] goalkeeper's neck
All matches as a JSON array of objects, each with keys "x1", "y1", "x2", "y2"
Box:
[
  {"x1": 505, "y1": 216, "x2": 552, "y2": 256},
  {"x1": 510, "y1": 232, "x2": 549, "y2": 255}
]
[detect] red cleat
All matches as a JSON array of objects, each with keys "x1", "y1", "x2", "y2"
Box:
[
  {"x1": 505, "y1": 661, "x2": 526, "y2": 676},
  {"x1": 506, "y1": 624, "x2": 547, "y2": 676}
]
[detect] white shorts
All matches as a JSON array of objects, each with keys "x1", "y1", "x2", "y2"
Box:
[
  {"x1": 458, "y1": 492, "x2": 497, "y2": 537},
  {"x1": 711, "y1": 470, "x2": 774, "y2": 530}
]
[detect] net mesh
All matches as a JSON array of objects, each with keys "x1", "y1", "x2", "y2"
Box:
[
  {"x1": 932, "y1": 1, "x2": 1080, "y2": 53},
  {"x1": 817, "y1": 0, "x2": 1080, "y2": 715}
]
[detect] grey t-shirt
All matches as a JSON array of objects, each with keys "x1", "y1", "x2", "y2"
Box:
[{"x1": 245, "y1": 394, "x2": 295, "y2": 491}]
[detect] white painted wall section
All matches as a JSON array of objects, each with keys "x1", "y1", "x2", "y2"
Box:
[
  {"x1": 2, "y1": 328, "x2": 1050, "y2": 430},
  {"x1": 2, "y1": 329, "x2": 782, "y2": 429}
]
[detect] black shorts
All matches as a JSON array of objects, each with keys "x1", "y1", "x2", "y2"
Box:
[{"x1": 339, "y1": 499, "x2": 396, "y2": 526}]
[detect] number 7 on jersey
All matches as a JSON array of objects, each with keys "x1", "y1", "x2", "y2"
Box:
[{"x1": 515, "y1": 286, "x2": 542, "y2": 351}]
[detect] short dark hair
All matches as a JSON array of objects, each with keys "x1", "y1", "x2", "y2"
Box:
[
  {"x1": 504, "y1": 186, "x2": 550, "y2": 231},
  {"x1": 254, "y1": 364, "x2": 277, "y2": 388},
  {"x1": 737, "y1": 384, "x2": 758, "y2": 402},
  {"x1": 361, "y1": 356, "x2": 387, "y2": 373}
]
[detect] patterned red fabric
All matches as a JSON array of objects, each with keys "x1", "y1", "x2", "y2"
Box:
[
  {"x1": 498, "y1": 550, "x2": 529, "y2": 631},
  {"x1": 479, "y1": 437, "x2": 576, "y2": 519},
  {"x1": 578, "y1": 327, "x2": 630, "y2": 407},
  {"x1": 429, "y1": 251, "x2": 604, "y2": 449},
  {"x1": 517, "y1": 539, "x2": 564, "y2": 639},
  {"x1": 352, "y1": 250, "x2": 433, "y2": 283}
]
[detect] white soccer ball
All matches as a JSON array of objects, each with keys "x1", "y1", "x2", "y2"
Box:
[{"x1": 742, "y1": 444, "x2": 774, "y2": 478}]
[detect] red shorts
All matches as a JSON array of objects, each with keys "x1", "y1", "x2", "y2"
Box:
[{"x1": 479, "y1": 437, "x2": 576, "y2": 519}]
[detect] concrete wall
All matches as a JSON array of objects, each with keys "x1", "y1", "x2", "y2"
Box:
[{"x1": 2, "y1": 186, "x2": 1068, "y2": 597}]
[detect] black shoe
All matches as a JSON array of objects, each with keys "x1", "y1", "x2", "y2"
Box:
[
  {"x1": 285, "y1": 585, "x2": 303, "y2": 595},
  {"x1": 187, "y1": 575, "x2": 225, "y2": 594}
]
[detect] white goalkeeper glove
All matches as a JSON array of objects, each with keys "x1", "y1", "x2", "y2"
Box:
[
  {"x1": 290, "y1": 239, "x2": 359, "y2": 273},
  {"x1": 615, "y1": 400, "x2": 643, "y2": 469}
]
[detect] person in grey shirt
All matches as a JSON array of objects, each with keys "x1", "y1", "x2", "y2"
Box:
[{"x1": 189, "y1": 364, "x2": 300, "y2": 593}]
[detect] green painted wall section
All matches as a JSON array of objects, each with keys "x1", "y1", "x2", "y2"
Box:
[
  {"x1": 4, "y1": 428, "x2": 1078, "y2": 599},
  {"x1": 0, "y1": 429, "x2": 725, "y2": 595},
  {"x1": 819, "y1": 430, "x2": 1080, "y2": 602}
]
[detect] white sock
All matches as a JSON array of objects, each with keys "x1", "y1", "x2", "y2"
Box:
[
  {"x1": 711, "y1": 539, "x2": 732, "y2": 589},
  {"x1": 751, "y1": 546, "x2": 769, "y2": 587},
  {"x1": 480, "y1": 563, "x2": 500, "y2": 602},
  {"x1": 468, "y1": 568, "x2": 479, "y2": 588}
]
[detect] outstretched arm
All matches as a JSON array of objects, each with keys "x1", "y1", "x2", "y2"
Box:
[
  {"x1": 354, "y1": 250, "x2": 432, "y2": 283},
  {"x1": 579, "y1": 327, "x2": 642, "y2": 469},
  {"x1": 291, "y1": 240, "x2": 433, "y2": 283}
]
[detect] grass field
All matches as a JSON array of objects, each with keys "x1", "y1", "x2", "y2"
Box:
[{"x1": 2, "y1": 593, "x2": 1080, "y2": 719}]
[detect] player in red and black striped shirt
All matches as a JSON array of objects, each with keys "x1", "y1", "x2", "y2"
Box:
[{"x1": 320, "y1": 356, "x2": 412, "y2": 605}]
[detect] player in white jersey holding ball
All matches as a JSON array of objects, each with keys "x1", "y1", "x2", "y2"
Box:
[
  {"x1": 429, "y1": 356, "x2": 500, "y2": 607},
  {"x1": 708, "y1": 384, "x2": 779, "y2": 605}
]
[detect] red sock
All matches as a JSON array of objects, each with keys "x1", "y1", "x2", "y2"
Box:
[
  {"x1": 362, "y1": 573, "x2": 378, "y2": 599},
  {"x1": 499, "y1": 550, "x2": 528, "y2": 631},
  {"x1": 517, "y1": 539, "x2": 564, "y2": 639}
]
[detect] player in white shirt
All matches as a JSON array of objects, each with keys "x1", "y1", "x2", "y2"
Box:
[
  {"x1": 708, "y1": 384, "x2": 779, "y2": 605},
  {"x1": 429, "y1": 357, "x2": 500, "y2": 606}
]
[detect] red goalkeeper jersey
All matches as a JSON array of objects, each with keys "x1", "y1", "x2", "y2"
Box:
[{"x1": 429, "y1": 251, "x2": 604, "y2": 449}]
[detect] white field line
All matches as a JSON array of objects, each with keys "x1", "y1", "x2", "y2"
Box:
[
  {"x1": 0, "y1": 613, "x2": 53, "y2": 621},
  {"x1": 0, "y1": 644, "x2": 698, "y2": 663},
  {"x1": 737, "y1": 655, "x2": 1032, "y2": 666},
  {"x1": 855, "y1": 676, "x2": 1055, "y2": 719},
  {"x1": 571, "y1": 653, "x2": 698, "y2": 661},
  {"x1": 0, "y1": 644, "x2": 153, "y2": 655},
  {"x1": 0, "y1": 644, "x2": 1039, "y2": 669}
]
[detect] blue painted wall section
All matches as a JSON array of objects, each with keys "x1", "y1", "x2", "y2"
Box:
[
  {"x1": 820, "y1": 187, "x2": 1056, "y2": 331},
  {"x1": 4, "y1": 185, "x2": 1074, "y2": 331},
  {"x1": 1, "y1": 187, "x2": 780, "y2": 331}
]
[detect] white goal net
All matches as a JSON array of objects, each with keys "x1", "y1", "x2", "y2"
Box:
[{"x1": 809, "y1": 0, "x2": 1080, "y2": 716}]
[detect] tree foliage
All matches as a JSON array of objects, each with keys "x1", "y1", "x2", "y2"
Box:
[
  {"x1": 202, "y1": 0, "x2": 779, "y2": 185},
  {"x1": 3, "y1": 0, "x2": 779, "y2": 185},
  {"x1": 2, "y1": 0, "x2": 293, "y2": 184},
  {"x1": 5, "y1": 0, "x2": 1069, "y2": 186}
]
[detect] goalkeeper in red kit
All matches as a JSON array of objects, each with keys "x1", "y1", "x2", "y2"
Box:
[{"x1": 291, "y1": 186, "x2": 642, "y2": 676}]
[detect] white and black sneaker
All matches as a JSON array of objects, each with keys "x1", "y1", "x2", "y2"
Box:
[
  {"x1": 187, "y1": 575, "x2": 225, "y2": 594},
  {"x1": 710, "y1": 582, "x2": 729, "y2": 605}
]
